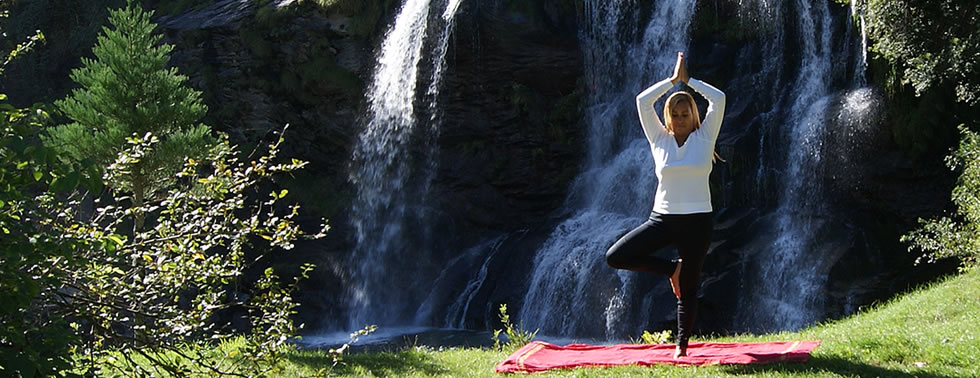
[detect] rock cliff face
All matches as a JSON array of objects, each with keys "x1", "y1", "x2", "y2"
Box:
[
  {"x1": 155, "y1": 0, "x2": 583, "y2": 231},
  {"x1": 151, "y1": 0, "x2": 586, "y2": 329},
  {"x1": 159, "y1": 1, "x2": 367, "y2": 189}
]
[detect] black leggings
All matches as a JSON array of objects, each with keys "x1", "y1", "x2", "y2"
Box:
[{"x1": 605, "y1": 211, "x2": 712, "y2": 348}]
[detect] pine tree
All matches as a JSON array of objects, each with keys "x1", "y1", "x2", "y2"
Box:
[{"x1": 45, "y1": 0, "x2": 213, "y2": 229}]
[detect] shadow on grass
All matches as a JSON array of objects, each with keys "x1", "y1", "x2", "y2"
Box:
[
  {"x1": 286, "y1": 349, "x2": 447, "y2": 376},
  {"x1": 719, "y1": 355, "x2": 955, "y2": 378}
]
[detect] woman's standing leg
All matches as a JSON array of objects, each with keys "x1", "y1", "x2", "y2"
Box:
[
  {"x1": 672, "y1": 212, "x2": 713, "y2": 353},
  {"x1": 605, "y1": 212, "x2": 677, "y2": 275}
]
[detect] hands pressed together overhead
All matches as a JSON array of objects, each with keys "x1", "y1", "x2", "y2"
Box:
[{"x1": 670, "y1": 52, "x2": 689, "y2": 86}]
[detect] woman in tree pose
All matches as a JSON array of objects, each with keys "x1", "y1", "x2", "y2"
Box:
[{"x1": 605, "y1": 52, "x2": 726, "y2": 358}]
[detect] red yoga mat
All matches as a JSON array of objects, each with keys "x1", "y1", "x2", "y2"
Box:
[{"x1": 495, "y1": 340, "x2": 821, "y2": 373}]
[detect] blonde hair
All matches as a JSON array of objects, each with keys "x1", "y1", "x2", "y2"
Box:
[
  {"x1": 662, "y1": 90, "x2": 725, "y2": 163},
  {"x1": 663, "y1": 91, "x2": 700, "y2": 135}
]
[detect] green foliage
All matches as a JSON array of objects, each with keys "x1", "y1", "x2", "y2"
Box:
[
  {"x1": 491, "y1": 304, "x2": 538, "y2": 350},
  {"x1": 883, "y1": 82, "x2": 960, "y2": 157},
  {"x1": 633, "y1": 329, "x2": 673, "y2": 345},
  {"x1": 1, "y1": 13, "x2": 94, "y2": 376},
  {"x1": 300, "y1": 56, "x2": 364, "y2": 97},
  {"x1": 547, "y1": 83, "x2": 583, "y2": 146},
  {"x1": 858, "y1": 0, "x2": 980, "y2": 105},
  {"x1": 0, "y1": 4, "x2": 45, "y2": 76},
  {"x1": 255, "y1": 4, "x2": 282, "y2": 26},
  {"x1": 0, "y1": 0, "x2": 123, "y2": 104},
  {"x1": 240, "y1": 27, "x2": 274, "y2": 59},
  {"x1": 508, "y1": 83, "x2": 534, "y2": 115},
  {"x1": 326, "y1": 325, "x2": 378, "y2": 366},
  {"x1": 852, "y1": 0, "x2": 980, "y2": 265},
  {"x1": 3, "y1": 9, "x2": 325, "y2": 375},
  {"x1": 44, "y1": 1, "x2": 215, "y2": 230},
  {"x1": 0, "y1": 93, "x2": 83, "y2": 378},
  {"x1": 50, "y1": 130, "x2": 327, "y2": 376},
  {"x1": 281, "y1": 172, "x2": 352, "y2": 218},
  {"x1": 903, "y1": 125, "x2": 980, "y2": 270},
  {"x1": 0, "y1": 22, "x2": 45, "y2": 74}
]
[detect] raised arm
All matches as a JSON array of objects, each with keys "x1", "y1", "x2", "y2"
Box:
[
  {"x1": 686, "y1": 78, "x2": 726, "y2": 142},
  {"x1": 636, "y1": 78, "x2": 673, "y2": 143},
  {"x1": 636, "y1": 52, "x2": 691, "y2": 143}
]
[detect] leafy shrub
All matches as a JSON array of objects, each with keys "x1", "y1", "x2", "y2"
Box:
[
  {"x1": 1, "y1": 11, "x2": 84, "y2": 376},
  {"x1": 57, "y1": 130, "x2": 327, "y2": 376},
  {"x1": 491, "y1": 304, "x2": 538, "y2": 350},
  {"x1": 0, "y1": 90, "x2": 83, "y2": 378},
  {"x1": 326, "y1": 325, "x2": 378, "y2": 366},
  {"x1": 633, "y1": 329, "x2": 673, "y2": 345},
  {"x1": 903, "y1": 125, "x2": 980, "y2": 270}
]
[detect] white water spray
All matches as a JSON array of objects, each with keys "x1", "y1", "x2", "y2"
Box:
[
  {"x1": 738, "y1": 0, "x2": 836, "y2": 331},
  {"x1": 347, "y1": 0, "x2": 463, "y2": 329}
]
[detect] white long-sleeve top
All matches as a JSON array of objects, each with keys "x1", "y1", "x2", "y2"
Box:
[{"x1": 636, "y1": 77, "x2": 726, "y2": 214}]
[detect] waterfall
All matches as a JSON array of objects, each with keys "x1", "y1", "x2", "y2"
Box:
[
  {"x1": 414, "y1": 235, "x2": 508, "y2": 328},
  {"x1": 519, "y1": 0, "x2": 697, "y2": 338},
  {"x1": 747, "y1": 1, "x2": 787, "y2": 206},
  {"x1": 736, "y1": 0, "x2": 838, "y2": 331},
  {"x1": 330, "y1": 0, "x2": 879, "y2": 341},
  {"x1": 347, "y1": 0, "x2": 463, "y2": 329},
  {"x1": 851, "y1": 0, "x2": 868, "y2": 84}
]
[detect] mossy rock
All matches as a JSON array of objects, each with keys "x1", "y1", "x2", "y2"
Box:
[
  {"x1": 240, "y1": 28, "x2": 273, "y2": 59},
  {"x1": 281, "y1": 171, "x2": 353, "y2": 219},
  {"x1": 156, "y1": 0, "x2": 218, "y2": 16},
  {"x1": 315, "y1": 0, "x2": 399, "y2": 37},
  {"x1": 280, "y1": 70, "x2": 303, "y2": 94},
  {"x1": 299, "y1": 56, "x2": 363, "y2": 97}
]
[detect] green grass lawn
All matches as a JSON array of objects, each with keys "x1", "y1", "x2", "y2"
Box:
[{"x1": 277, "y1": 268, "x2": 980, "y2": 377}]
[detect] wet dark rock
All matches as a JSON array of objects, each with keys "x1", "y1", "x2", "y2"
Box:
[{"x1": 156, "y1": 0, "x2": 256, "y2": 30}]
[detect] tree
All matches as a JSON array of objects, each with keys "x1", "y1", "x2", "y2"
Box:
[
  {"x1": 861, "y1": 0, "x2": 980, "y2": 105},
  {"x1": 4, "y1": 3, "x2": 327, "y2": 375},
  {"x1": 856, "y1": 0, "x2": 980, "y2": 269},
  {"x1": 43, "y1": 0, "x2": 213, "y2": 229}
]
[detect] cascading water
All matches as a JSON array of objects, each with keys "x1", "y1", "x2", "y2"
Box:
[
  {"x1": 347, "y1": 0, "x2": 463, "y2": 329},
  {"x1": 741, "y1": 1, "x2": 788, "y2": 206},
  {"x1": 736, "y1": 0, "x2": 840, "y2": 331},
  {"x1": 328, "y1": 0, "x2": 880, "y2": 343},
  {"x1": 851, "y1": 0, "x2": 868, "y2": 85},
  {"x1": 414, "y1": 234, "x2": 508, "y2": 328},
  {"x1": 518, "y1": 0, "x2": 697, "y2": 339}
]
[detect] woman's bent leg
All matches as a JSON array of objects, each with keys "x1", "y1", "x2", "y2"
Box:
[{"x1": 605, "y1": 213, "x2": 675, "y2": 275}]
